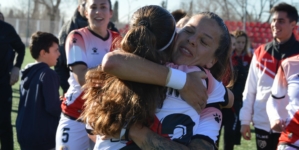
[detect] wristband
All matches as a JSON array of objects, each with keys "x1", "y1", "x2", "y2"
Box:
[{"x1": 165, "y1": 68, "x2": 187, "y2": 90}]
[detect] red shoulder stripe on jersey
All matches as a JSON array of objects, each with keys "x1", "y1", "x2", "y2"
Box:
[{"x1": 256, "y1": 63, "x2": 275, "y2": 79}]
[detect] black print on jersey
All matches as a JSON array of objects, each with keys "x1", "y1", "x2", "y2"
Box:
[
  {"x1": 160, "y1": 114, "x2": 195, "y2": 145},
  {"x1": 168, "y1": 88, "x2": 180, "y2": 97},
  {"x1": 92, "y1": 47, "x2": 99, "y2": 55},
  {"x1": 213, "y1": 113, "x2": 221, "y2": 123},
  {"x1": 72, "y1": 38, "x2": 77, "y2": 43}
]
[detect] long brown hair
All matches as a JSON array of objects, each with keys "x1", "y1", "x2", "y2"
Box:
[{"x1": 80, "y1": 5, "x2": 176, "y2": 136}]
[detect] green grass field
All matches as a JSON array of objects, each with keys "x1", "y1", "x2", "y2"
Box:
[{"x1": 10, "y1": 49, "x2": 257, "y2": 150}]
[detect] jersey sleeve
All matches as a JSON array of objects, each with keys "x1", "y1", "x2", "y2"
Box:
[
  {"x1": 266, "y1": 64, "x2": 288, "y2": 123},
  {"x1": 239, "y1": 54, "x2": 258, "y2": 125},
  {"x1": 206, "y1": 76, "x2": 228, "y2": 105},
  {"x1": 65, "y1": 31, "x2": 88, "y2": 67},
  {"x1": 271, "y1": 66, "x2": 287, "y2": 99},
  {"x1": 193, "y1": 104, "x2": 222, "y2": 144}
]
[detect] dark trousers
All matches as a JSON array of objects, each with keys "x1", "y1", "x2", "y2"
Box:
[
  {"x1": 217, "y1": 108, "x2": 241, "y2": 150},
  {"x1": 0, "y1": 83, "x2": 13, "y2": 150},
  {"x1": 255, "y1": 127, "x2": 281, "y2": 150}
]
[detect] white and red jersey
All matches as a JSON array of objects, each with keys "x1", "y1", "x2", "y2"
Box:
[
  {"x1": 93, "y1": 64, "x2": 228, "y2": 149},
  {"x1": 266, "y1": 54, "x2": 299, "y2": 146},
  {"x1": 62, "y1": 27, "x2": 120, "y2": 119},
  {"x1": 239, "y1": 36, "x2": 299, "y2": 132}
]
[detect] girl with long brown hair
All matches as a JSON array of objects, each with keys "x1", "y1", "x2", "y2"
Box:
[{"x1": 81, "y1": 8, "x2": 235, "y2": 149}]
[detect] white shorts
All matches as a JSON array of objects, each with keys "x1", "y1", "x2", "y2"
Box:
[{"x1": 56, "y1": 113, "x2": 93, "y2": 150}]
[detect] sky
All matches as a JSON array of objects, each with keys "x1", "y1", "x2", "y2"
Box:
[{"x1": 0, "y1": 0, "x2": 297, "y2": 22}]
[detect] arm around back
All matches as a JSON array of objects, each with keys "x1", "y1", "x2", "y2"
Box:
[
  {"x1": 101, "y1": 51, "x2": 208, "y2": 114},
  {"x1": 101, "y1": 50, "x2": 168, "y2": 86}
]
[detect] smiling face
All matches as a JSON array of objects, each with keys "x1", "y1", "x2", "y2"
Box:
[
  {"x1": 85, "y1": 0, "x2": 112, "y2": 33},
  {"x1": 172, "y1": 14, "x2": 222, "y2": 69},
  {"x1": 271, "y1": 11, "x2": 296, "y2": 43}
]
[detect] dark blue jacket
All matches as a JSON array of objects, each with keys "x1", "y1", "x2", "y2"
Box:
[
  {"x1": 0, "y1": 20, "x2": 25, "y2": 85},
  {"x1": 16, "y1": 62, "x2": 61, "y2": 150}
]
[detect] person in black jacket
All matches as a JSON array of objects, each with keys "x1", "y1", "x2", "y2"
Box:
[
  {"x1": 16, "y1": 32, "x2": 61, "y2": 150},
  {"x1": 0, "y1": 12, "x2": 4, "y2": 21},
  {"x1": 0, "y1": 16, "x2": 25, "y2": 150},
  {"x1": 54, "y1": 0, "x2": 119, "y2": 94}
]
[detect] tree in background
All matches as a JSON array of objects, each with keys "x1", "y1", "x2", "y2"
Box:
[
  {"x1": 180, "y1": 0, "x2": 282, "y2": 23},
  {"x1": 36, "y1": 0, "x2": 61, "y2": 33},
  {"x1": 161, "y1": 0, "x2": 168, "y2": 9},
  {"x1": 111, "y1": 0, "x2": 119, "y2": 23}
]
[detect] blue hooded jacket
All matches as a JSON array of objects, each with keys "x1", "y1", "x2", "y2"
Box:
[{"x1": 16, "y1": 62, "x2": 61, "y2": 150}]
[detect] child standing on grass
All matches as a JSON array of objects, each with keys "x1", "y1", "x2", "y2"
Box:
[{"x1": 16, "y1": 31, "x2": 61, "y2": 150}]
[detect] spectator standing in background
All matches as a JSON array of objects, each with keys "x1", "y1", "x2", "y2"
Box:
[
  {"x1": 16, "y1": 31, "x2": 61, "y2": 150},
  {"x1": 240, "y1": 3, "x2": 299, "y2": 150},
  {"x1": 0, "y1": 12, "x2": 25, "y2": 150},
  {"x1": 222, "y1": 30, "x2": 252, "y2": 150},
  {"x1": 266, "y1": 54, "x2": 299, "y2": 150},
  {"x1": 218, "y1": 33, "x2": 238, "y2": 150},
  {"x1": 0, "y1": 12, "x2": 4, "y2": 21}
]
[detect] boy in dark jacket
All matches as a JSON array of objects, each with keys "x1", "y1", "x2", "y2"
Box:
[{"x1": 16, "y1": 31, "x2": 61, "y2": 150}]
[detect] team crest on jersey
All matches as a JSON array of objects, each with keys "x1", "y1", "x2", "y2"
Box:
[
  {"x1": 257, "y1": 140, "x2": 267, "y2": 148},
  {"x1": 92, "y1": 47, "x2": 99, "y2": 55},
  {"x1": 213, "y1": 113, "x2": 221, "y2": 123},
  {"x1": 72, "y1": 38, "x2": 77, "y2": 43}
]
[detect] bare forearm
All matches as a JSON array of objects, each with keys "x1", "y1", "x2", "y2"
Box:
[
  {"x1": 101, "y1": 51, "x2": 168, "y2": 86},
  {"x1": 188, "y1": 138, "x2": 215, "y2": 150},
  {"x1": 71, "y1": 64, "x2": 88, "y2": 86},
  {"x1": 130, "y1": 126, "x2": 214, "y2": 150},
  {"x1": 130, "y1": 126, "x2": 189, "y2": 150}
]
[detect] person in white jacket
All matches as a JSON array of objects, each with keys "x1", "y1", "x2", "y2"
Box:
[
  {"x1": 266, "y1": 54, "x2": 299, "y2": 150},
  {"x1": 239, "y1": 2, "x2": 299, "y2": 150}
]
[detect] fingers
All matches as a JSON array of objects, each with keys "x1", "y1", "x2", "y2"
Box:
[
  {"x1": 197, "y1": 71, "x2": 207, "y2": 79},
  {"x1": 193, "y1": 103, "x2": 203, "y2": 114},
  {"x1": 241, "y1": 125, "x2": 251, "y2": 140},
  {"x1": 247, "y1": 130, "x2": 251, "y2": 140}
]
